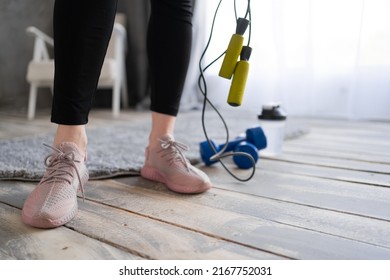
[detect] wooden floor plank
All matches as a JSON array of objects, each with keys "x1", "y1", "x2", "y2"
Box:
[
  {"x1": 72, "y1": 201, "x2": 282, "y2": 260},
  {"x1": 306, "y1": 126, "x2": 390, "y2": 142},
  {"x1": 259, "y1": 159, "x2": 390, "y2": 187},
  {"x1": 0, "y1": 181, "x2": 281, "y2": 260},
  {"x1": 1, "y1": 110, "x2": 390, "y2": 260},
  {"x1": 0, "y1": 203, "x2": 140, "y2": 260},
  {"x1": 0, "y1": 110, "x2": 149, "y2": 140},
  {"x1": 202, "y1": 161, "x2": 390, "y2": 220},
  {"x1": 115, "y1": 177, "x2": 390, "y2": 249},
  {"x1": 284, "y1": 118, "x2": 390, "y2": 155},
  {"x1": 80, "y1": 179, "x2": 390, "y2": 259},
  {"x1": 284, "y1": 139, "x2": 390, "y2": 159},
  {"x1": 270, "y1": 152, "x2": 389, "y2": 174},
  {"x1": 296, "y1": 117, "x2": 390, "y2": 133},
  {"x1": 196, "y1": 163, "x2": 390, "y2": 221},
  {"x1": 290, "y1": 133, "x2": 390, "y2": 154},
  {"x1": 283, "y1": 144, "x2": 390, "y2": 164}
]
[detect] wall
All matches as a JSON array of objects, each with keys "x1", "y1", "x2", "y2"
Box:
[
  {"x1": 201, "y1": 1, "x2": 390, "y2": 121},
  {"x1": 0, "y1": 0, "x2": 150, "y2": 114},
  {"x1": 0, "y1": 0, "x2": 54, "y2": 113}
]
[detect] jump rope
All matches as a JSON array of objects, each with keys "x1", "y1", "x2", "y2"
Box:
[{"x1": 198, "y1": 0, "x2": 256, "y2": 182}]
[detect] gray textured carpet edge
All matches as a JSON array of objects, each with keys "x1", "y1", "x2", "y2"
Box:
[{"x1": 0, "y1": 111, "x2": 309, "y2": 181}]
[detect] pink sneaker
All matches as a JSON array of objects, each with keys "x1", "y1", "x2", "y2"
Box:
[
  {"x1": 21, "y1": 142, "x2": 89, "y2": 228},
  {"x1": 141, "y1": 135, "x2": 212, "y2": 194}
]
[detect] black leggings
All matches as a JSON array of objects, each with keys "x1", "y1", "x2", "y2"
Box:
[{"x1": 51, "y1": 0, "x2": 193, "y2": 125}]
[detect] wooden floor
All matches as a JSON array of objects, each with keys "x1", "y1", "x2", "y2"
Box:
[{"x1": 1, "y1": 109, "x2": 390, "y2": 260}]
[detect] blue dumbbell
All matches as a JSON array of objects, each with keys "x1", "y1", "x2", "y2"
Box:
[
  {"x1": 233, "y1": 141, "x2": 259, "y2": 169},
  {"x1": 199, "y1": 126, "x2": 267, "y2": 167}
]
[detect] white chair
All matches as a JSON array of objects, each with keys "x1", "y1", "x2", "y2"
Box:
[{"x1": 25, "y1": 14, "x2": 128, "y2": 120}]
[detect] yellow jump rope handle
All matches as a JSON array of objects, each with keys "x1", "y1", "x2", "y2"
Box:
[
  {"x1": 227, "y1": 60, "x2": 249, "y2": 106},
  {"x1": 219, "y1": 34, "x2": 244, "y2": 79}
]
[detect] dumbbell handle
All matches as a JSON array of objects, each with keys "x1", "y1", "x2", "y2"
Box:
[
  {"x1": 219, "y1": 126, "x2": 267, "y2": 152},
  {"x1": 233, "y1": 141, "x2": 259, "y2": 169},
  {"x1": 200, "y1": 139, "x2": 238, "y2": 166},
  {"x1": 199, "y1": 126, "x2": 266, "y2": 166},
  {"x1": 200, "y1": 136, "x2": 252, "y2": 166},
  {"x1": 218, "y1": 136, "x2": 246, "y2": 153}
]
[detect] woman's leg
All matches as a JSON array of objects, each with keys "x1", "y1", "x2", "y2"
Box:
[
  {"x1": 147, "y1": 0, "x2": 193, "y2": 118},
  {"x1": 141, "y1": 0, "x2": 212, "y2": 193},
  {"x1": 52, "y1": 0, "x2": 118, "y2": 125},
  {"x1": 22, "y1": 0, "x2": 118, "y2": 228},
  {"x1": 51, "y1": 0, "x2": 118, "y2": 155},
  {"x1": 146, "y1": 0, "x2": 193, "y2": 146}
]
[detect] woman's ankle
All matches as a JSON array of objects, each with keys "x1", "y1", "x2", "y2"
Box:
[
  {"x1": 53, "y1": 125, "x2": 88, "y2": 157},
  {"x1": 148, "y1": 112, "x2": 176, "y2": 148}
]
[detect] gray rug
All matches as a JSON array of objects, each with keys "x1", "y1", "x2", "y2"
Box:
[{"x1": 0, "y1": 110, "x2": 309, "y2": 181}]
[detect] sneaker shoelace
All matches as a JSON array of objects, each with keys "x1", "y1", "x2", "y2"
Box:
[
  {"x1": 158, "y1": 138, "x2": 190, "y2": 172},
  {"x1": 41, "y1": 143, "x2": 85, "y2": 201}
]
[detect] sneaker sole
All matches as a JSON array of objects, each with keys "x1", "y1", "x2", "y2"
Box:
[
  {"x1": 21, "y1": 204, "x2": 77, "y2": 229},
  {"x1": 141, "y1": 166, "x2": 211, "y2": 194},
  {"x1": 21, "y1": 166, "x2": 89, "y2": 229}
]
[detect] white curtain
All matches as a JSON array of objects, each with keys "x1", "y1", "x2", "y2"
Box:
[{"x1": 182, "y1": 0, "x2": 390, "y2": 121}]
